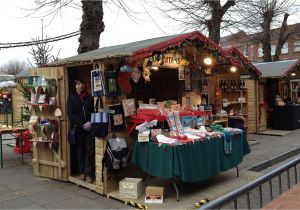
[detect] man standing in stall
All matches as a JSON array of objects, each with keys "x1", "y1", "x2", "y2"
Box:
[{"x1": 67, "y1": 79, "x2": 95, "y2": 183}]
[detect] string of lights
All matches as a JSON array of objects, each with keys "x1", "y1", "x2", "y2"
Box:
[{"x1": 0, "y1": 31, "x2": 80, "y2": 49}]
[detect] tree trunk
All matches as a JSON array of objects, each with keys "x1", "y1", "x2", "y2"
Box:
[
  {"x1": 273, "y1": 13, "x2": 289, "y2": 61},
  {"x1": 78, "y1": 0, "x2": 105, "y2": 54},
  {"x1": 207, "y1": 19, "x2": 222, "y2": 43},
  {"x1": 261, "y1": 10, "x2": 274, "y2": 62},
  {"x1": 206, "y1": 0, "x2": 235, "y2": 44}
]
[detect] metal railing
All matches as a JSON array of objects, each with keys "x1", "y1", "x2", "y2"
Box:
[{"x1": 198, "y1": 155, "x2": 300, "y2": 209}]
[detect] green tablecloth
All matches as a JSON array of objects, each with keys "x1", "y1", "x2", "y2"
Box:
[{"x1": 131, "y1": 132, "x2": 250, "y2": 182}]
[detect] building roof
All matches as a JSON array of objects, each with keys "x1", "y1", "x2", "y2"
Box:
[
  {"x1": 226, "y1": 47, "x2": 261, "y2": 77},
  {"x1": 49, "y1": 31, "x2": 237, "y2": 66},
  {"x1": 220, "y1": 23, "x2": 300, "y2": 47},
  {"x1": 254, "y1": 60, "x2": 297, "y2": 78},
  {"x1": 0, "y1": 74, "x2": 14, "y2": 82}
]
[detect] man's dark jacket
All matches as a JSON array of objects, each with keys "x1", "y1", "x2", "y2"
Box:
[{"x1": 67, "y1": 93, "x2": 94, "y2": 130}]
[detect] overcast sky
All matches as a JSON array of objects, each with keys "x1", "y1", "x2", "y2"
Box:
[{"x1": 0, "y1": 0, "x2": 179, "y2": 66}]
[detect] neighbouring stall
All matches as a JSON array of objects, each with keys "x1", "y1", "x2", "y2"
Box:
[
  {"x1": 28, "y1": 31, "x2": 251, "y2": 207},
  {"x1": 0, "y1": 72, "x2": 29, "y2": 128},
  {"x1": 270, "y1": 58, "x2": 300, "y2": 130},
  {"x1": 254, "y1": 59, "x2": 300, "y2": 130},
  {"x1": 226, "y1": 47, "x2": 263, "y2": 133}
]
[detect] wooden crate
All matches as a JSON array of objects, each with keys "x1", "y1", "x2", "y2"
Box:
[{"x1": 119, "y1": 178, "x2": 143, "y2": 199}]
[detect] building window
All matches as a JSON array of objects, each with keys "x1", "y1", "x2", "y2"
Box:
[
  {"x1": 281, "y1": 43, "x2": 288, "y2": 54},
  {"x1": 271, "y1": 45, "x2": 276, "y2": 56},
  {"x1": 243, "y1": 46, "x2": 248, "y2": 57},
  {"x1": 293, "y1": 40, "x2": 300, "y2": 52},
  {"x1": 258, "y1": 45, "x2": 263, "y2": 58}
]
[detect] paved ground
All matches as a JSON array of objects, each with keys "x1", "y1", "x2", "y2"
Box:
[{"x1": 0, "y1": 129, "x2": 300, "y2": 209}]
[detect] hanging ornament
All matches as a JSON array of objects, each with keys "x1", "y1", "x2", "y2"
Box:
[
  {"x1": 39, "y1": 105, "x2": 43, "y2": 112},
  {"x1": 42, "y1": 87, "x2": 46, "y2": 92},
  {"x1": 34, "y1": 87, "x2": 38, "y2": 93},
  {"x1": 143, "y1": 66, "x2": 151, "y2": 82},
  {"x1": 33, "y1": 142, "x2": 37, "y2": 148},
  {"x1": 158, "y1": 54, "x2": 164, "y2": 65},
  {"x1": 117, "y1": 71, "x2": 132, "y2": 94},
  {"x1": 49, "y1": 143, "x2": 52, "y2": 150}
]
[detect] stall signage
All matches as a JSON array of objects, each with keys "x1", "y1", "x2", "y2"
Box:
[{"x1": 145, "y1": 54, "x2": 183, "y2": 68}]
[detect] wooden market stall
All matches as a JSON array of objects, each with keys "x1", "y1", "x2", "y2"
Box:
[
  {"x1": 254, "y1": 59, "x2": 299, "y2": 130},
  {"x1": 29, "y1": 31, "x2": 251, "y2": 206},
  {"x1": 0, "y1": 74, "x2": 29, "y2": 128},
  {"x1": 226, "y1": 47, "x2": 263, "y2": 133}
]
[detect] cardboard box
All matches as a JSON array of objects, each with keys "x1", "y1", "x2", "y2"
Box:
[
  {"x1": 138, "y1": 130, "x2": 150, "y2": 142},
  {"x1": 119, "y1": 178, "x2": 142, "y2": 199},
  {"x1": 145, "y1": 186, "x2": 164, "y2": 203}
]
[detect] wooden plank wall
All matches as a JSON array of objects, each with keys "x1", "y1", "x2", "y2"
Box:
[
  {"x1": 258, "y1": 81, "x2": 267, "y2": 131},
  {"x1": 245, "y1": 79, "x2": 258, "y2": 133},
  {"x1": 95, "y1": 59, "x2": 145, "y2": 195},
  {"x1": 30, "y1": 67, "x2": 68, "y2": 181}
]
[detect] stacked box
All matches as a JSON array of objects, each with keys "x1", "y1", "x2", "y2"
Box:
[{"x1": 119, "y1": 178, "x2": 142, "y2": 199}]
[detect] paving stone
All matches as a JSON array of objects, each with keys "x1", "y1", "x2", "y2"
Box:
[
  {"x1": 43, "y1": 196, "x2": 122, "y2": 209},
  {"x1": 0, "y1": 197, "x2": 35, "y2": 209},
  {"x1": 23, "y1": 188, "x2": 76, "y2": 206}
]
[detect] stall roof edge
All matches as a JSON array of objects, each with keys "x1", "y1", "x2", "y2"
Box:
[
  {"x1": 48, "y1": 31, "x2": 236, "y2": 66},
  {"x1": 254, "y1": 59, "x2": 298, "y2": 78},
  {"x1": 281, "y1": 57, "x2": 300, "y2": 77},
  {"x1": 48, "y1": 33, "x2": 182, "y2": 66},
  {"x1": 226, "y1": 47, "x2": 262, "y2": 77}
]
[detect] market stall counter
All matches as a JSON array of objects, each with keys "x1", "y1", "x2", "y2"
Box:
[{"x1": 132, "y1": 131, "x2": 250, "y2": 200}]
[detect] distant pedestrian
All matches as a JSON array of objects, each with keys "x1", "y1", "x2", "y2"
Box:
[{"x1": 67, "y1": 79, "x2": 95, "y2": 183}]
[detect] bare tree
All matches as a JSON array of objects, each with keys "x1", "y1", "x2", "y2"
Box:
[
  {"x1": 28, "y1": 37, "x2": 61, "y2": 67},
  {"x1": 238, "y1": 0, "x2": 299, "y2": 62},
  {"x1": 154, "y1": 0, "x2": 239, "y2": 43},
  {"x1": 26, "y1": 0, "x2": 137, "y2": 54},
  {"x1": 0, "y1": 59, "x2": 29, "y2": 75}
]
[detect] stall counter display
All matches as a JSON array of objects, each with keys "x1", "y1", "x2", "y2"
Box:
[{"x1": 132, "y1": 131, "x2": 250, "y2": 182}]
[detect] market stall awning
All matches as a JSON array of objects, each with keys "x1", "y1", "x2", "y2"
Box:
[
  {"x1": 282, "y1": 58, "x2": 300, "y2": 77},
  {"x1": 254, "y1": 60, "x2": 297, "y2": 78},
  {"x1": 48, "y1": 31, "x2": 239, "y2": 67},
  {"x1": 226, "y1": 47, "x2": 262, "y2": 77}
]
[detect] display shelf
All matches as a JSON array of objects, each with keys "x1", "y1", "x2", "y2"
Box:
[
  {"x1": 228, "y1": 102, "x2": 247, "y2": 105},
  {"x1": 30, "y1": 103, "x2": 56, "y2": 107},
  {"x1": 29, "y1": 139, "x2": 59, "y2": 143},
  {"x1": 221, "y1": 89, "x2": 247, "y2": 92},
  {"x1": 33, "y1": 123, "x2": 52, "y2": 127},
  {"x1": 28, "y1": 85, "x2": 56, "y2": 88}
]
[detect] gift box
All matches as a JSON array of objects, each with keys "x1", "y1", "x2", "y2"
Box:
[
  {"x1": 138, "y1": 130, "x2": 150, "y2": 142},
  {"x1": 145, "y1": 186, "x2": 164, "y2": 204}
]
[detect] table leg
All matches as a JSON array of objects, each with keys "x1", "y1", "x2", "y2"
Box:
[
  {"x1": 145, "y1": 175, "x2": 151, "y2": 186},
  {"x1": 0, "y1": 133, "x2": 2, "y2": 168},
  {"x1": 236, "y1": 166, "x2": 239, "y2": 177},
  {"x1": 172, "y1": 178, "x2": 179, "y2": 201},
  {"x1": 21, "y1": 132, "x2": 24, "y2": 165}
]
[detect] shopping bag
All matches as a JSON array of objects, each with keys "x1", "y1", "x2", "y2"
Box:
[
  {"x1": 109, "y1": 104, "x2": 126, "y2": 131},
  {"x1": 104, "y1": 71, "x2": 121, "y2": 97},
  {"x1": 91, "y1": 97, "x2": 109, "y2": 138},
  {"x1": 68, "y1": 127, "x2": 76, "y2": 144},
  {"x1": 91, "y1": 69, "x2": 106, "y2": 97}
]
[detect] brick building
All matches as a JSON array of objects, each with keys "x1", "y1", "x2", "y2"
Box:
[{"x1": 220, "y1": 23, "x2": 300, "y2": 63}]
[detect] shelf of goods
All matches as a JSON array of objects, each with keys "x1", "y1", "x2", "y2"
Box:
[{"x1": 28, "y1": 73, "x2": 65, "y2": 180}]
